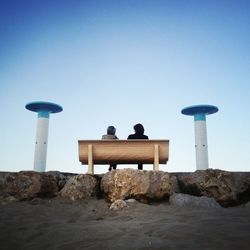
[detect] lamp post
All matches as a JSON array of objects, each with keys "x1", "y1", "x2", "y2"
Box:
[
  {"x1": 26, "y1": 101, "x2": 63, "y2": 172},
  {"x1": 181, "y1": 104, "x2": 218, "y2": 170}
]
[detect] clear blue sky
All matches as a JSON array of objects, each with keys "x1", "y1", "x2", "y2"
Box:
[{"x1": 1, "y1": 0, "x2": 249, "y2": 173}]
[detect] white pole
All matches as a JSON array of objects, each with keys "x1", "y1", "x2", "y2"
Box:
[
  {"x1": 34, "y1": 112, "x2": 50, "y2": 172},
  {"x1": 194, "y1": 115, "x2": 209, "y2": 170}
]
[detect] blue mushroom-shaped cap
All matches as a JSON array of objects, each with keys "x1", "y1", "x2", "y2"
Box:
[
  {"x1": 25, "y1": 101, "x2": 63, "y2": 113},
  {"x1": 181, "y1": 104, "x2": 218, "y2": 116}
]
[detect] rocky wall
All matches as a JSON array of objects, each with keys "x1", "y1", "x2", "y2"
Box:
[{"x1": 1, "y1": 169, "x2": 250, "y2": 207}]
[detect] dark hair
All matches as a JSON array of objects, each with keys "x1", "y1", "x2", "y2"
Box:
[
  {"x1": 107, "y1": 126, "x2": 116, "y2": 135},
  {"x1": 134, "y1": 123, "x2": 144, "y2": 135}
]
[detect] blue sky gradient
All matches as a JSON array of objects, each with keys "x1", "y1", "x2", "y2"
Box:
[{"x1": 1, "y1": 0, "x2": 249, "y2": 173}]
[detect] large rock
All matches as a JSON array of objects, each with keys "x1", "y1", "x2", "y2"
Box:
[
  {"x1": 101, "y1": 169, "x2": 175, "y2": 203},
  {"x1": 60, "y1": 174, "x2": 100, "y2": 201},
  {"x1": 0, "y1": 172, "x2": 17, "y2": 198},
  {"x1": 0, "y1": 171, "x2": 59, "y2": 200},
  {"x1": 47, "y1": 171, "x2": 76, "y2": 190},
  {"x1": 110, "y1": 199, "x2": 128, "y2": 211},
  {"x1": 169, "y1": 193, "x2": 221, "y2": 209},
  {"x1": 176, "y1": 169, "x2": 250, "y2": 207}
]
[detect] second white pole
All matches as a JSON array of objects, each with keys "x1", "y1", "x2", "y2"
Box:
[
  {"x1": 194, "y1": 117, "x2": 209, "y2": 170},
  {"x1": 34, "y1": 113, "x2": 49, "y2": 172}
]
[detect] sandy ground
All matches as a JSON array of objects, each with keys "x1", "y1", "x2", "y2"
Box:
[{"x1": 1, "y1": 198, "x2": 250, "y2": 250}]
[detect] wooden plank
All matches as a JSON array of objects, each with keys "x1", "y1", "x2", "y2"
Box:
[
  {"x1": 87, "y1": 144, "x2": 93, "y2": 175},
  {"x1": 154, "y1": 144, "x2": 159, "y2": 171}
]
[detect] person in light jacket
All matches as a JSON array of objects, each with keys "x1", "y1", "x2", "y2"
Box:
[{"x1": 102, "y1": 126, "x2": 118, "y2": 171}]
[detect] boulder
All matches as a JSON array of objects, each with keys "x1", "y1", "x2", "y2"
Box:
[
  {"x1": 47, "y1": 171, "x2": 76, "y2": 190},
  {"x1": 0, "y1": 171, "x2": 59, "y2": 200},
  {"x1": 245, "y1": 202, "x2": 250, "y2": 208},
  {"x1": 0, "y1": 172, "x2": 17, "y2": 197},
  {"x1": 176, "y1": 169, "x2": 250, "y2": 207},
  {"x1": 125, "y1": 198, "x2": 137, "y2": 203},
  {"x1": 60, "y1": 174, "x2": 100, "y2": 201},
  {"x1": 169, "y1": 193, "x2": 221, "y2": 209},
  {"x1": 110, "y1": 199, "x2": 128, "y2": 210},
  {"x1": 101, "y1": 169, "x2": 175, "y2": 203}
]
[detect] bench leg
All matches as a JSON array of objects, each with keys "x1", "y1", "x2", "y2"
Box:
[
  {"x1": 154, "y1": 144, "x2": 159, "y2": 171},
  {"x1": 87, "y1": 144, "x2": 94, "y2": 175}
]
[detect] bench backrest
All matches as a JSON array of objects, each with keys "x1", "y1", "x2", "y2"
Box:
[{"x1": 78, "y1": 140, "x2": 169, "y2": 164}]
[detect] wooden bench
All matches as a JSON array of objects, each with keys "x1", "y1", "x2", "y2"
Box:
[{"x1": 78, "y1": 140, "x2": 169, "y2": 174}]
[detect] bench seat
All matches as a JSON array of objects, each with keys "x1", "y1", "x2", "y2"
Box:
[{"x1": 78, "y1": 140, "x2": 169, "y2": 174}]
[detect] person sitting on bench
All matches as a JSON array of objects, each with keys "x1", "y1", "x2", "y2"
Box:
[
  {"x1": 102, "y1": 125, "x2": 119, "y2": 171},
  {"x1": 127, "y1": 123, "x2": 149, "y2": 170}
]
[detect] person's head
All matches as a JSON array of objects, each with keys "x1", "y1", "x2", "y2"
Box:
[
  {"x1": 134, "y1": 123, "x2": 144, "y2": 135},
  {"x1": 107, "y1": 126, "x2": 116, "y2": 135}
]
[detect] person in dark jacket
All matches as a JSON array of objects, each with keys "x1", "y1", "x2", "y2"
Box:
[{"x1": 127, "y1": 123, "x2": 149, "y2": 170}]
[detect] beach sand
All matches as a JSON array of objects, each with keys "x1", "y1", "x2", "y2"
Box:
[{"x1": 1, "y1": 198, "x2": 250, "y2": 250}]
